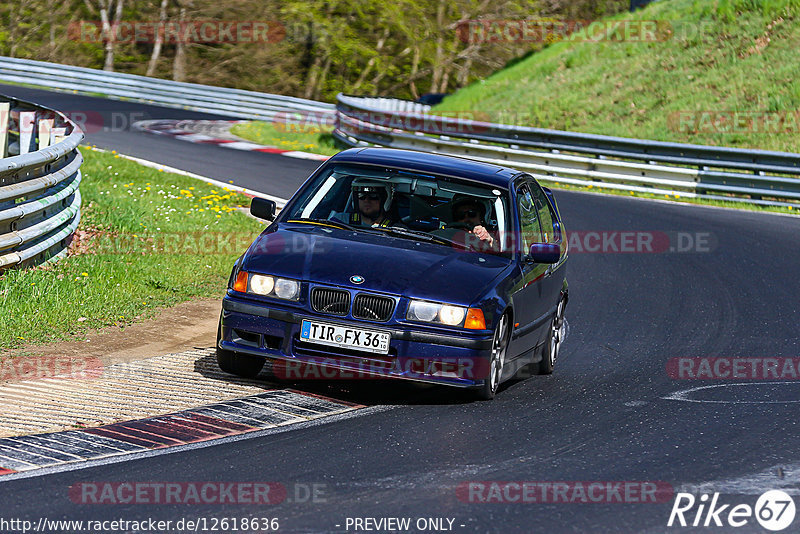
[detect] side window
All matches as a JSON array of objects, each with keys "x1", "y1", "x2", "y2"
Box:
[
  {"x1": 516, "y1": 184, "x2": 542, "y2": 253},
  {"x1": 530, "y1": 181, "x2": 557, "y2": 244}
]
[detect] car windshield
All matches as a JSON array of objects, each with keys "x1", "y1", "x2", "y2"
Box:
[{"x1": 280, "y1": 163, "x2": 511, "y2": 254}]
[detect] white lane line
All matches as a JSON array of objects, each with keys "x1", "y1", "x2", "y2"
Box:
[
  {"x1": 174, "y1": 133, "x2": 218, "y2": 142},
  {"x1": 281, "y1": 150, "x2": 330, "y2": 161},
  {"x1": 222, "y1": 141, "x2": 271, "y2": 150},
  {"x1": 662, "y1": 382, "x2": 800, "y2": 404}
]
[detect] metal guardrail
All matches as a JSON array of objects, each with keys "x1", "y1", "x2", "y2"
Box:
[
  {"x1": 0, "y1": 56, "x2": 335, "y2": 122},
  {"x1": 334, "y1": 94, "x2": 800, "y2": 208},
  {"x1": 0, "y1": 95, "x2": 83, "y2": 270}
]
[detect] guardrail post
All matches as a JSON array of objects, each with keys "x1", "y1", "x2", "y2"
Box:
[
  {"x1": 38, "y1": 118, "x2": 54, "y2": 150},
  {"x1": 0, "y1": 102, "x2": 8, "y2": 158},
  {"x1": 19, "y1": 111, "x2": 37, "y2": 155},
  {"x1": 52, "y1": 127, "x2": 67, "y2": 144}
]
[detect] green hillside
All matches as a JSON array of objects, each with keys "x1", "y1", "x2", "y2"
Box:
[{"x1": 435, "y1": 0, "x2": 800, "y2": 153}]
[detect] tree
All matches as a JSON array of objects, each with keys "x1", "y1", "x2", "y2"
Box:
[
  {"x1": 145, "y1": 0, "x2": 169, "y2": 76},
  {"x1": 81, "y1": 0, "x2": 126, "y2": 71}
]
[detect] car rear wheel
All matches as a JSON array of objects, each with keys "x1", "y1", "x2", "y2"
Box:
[
  {"x1": 536, "y1": 298, "x2": 566, "y2": 375},
  {"x1": 216, "y1": 321, "x2": 265, "y2": 379},
  {"x1": 474, "y1": 313, "x2": 510, "y2": 401}
]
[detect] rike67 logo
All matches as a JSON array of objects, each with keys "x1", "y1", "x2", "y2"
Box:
[{"x1": 668, "y1": 490, "x2": 796, "y2": 531}]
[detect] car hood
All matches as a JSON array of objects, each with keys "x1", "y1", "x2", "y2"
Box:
[{"x1": 241, "y1": 224, "x2": 513, "y2": 305}]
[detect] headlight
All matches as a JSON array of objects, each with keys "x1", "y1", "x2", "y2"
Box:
[
  {"x1": 439, "y1": 305, "x2": 466, "y2": 326},
  {"x1": 250, "y1": 274, "x2": 275, "y2": 295},
  {"x1": 233, "y1": 271, "x2": 300, "y2": 301},
  {"x1": 275, "y1": 278, "x2": 300, "y2": 300},
  {"x1": 407, "y1": 300, "x2": 439, "y2": 322},
  {"x1": 407, "y1": 300, "x2": 468, "y2": 327}
]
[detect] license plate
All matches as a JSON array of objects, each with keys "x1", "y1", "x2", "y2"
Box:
[{"x1": 300, "y1": 320, "x2": 391, "y2": 354}]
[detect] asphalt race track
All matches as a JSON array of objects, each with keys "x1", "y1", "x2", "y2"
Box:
[{"x1": 1, "y1": 85, "x2": 799, "y2": 533}]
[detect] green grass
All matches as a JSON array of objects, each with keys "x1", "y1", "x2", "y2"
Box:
[
  {"x1": 436, "y1": 0, "x2": 800, "y2": 153},
  {"x1": 231, "y1": 120, "x2": 340, "y2": 156},
  {"x1": 0, "y1": 148, "x2": 265, "y2": 349}
]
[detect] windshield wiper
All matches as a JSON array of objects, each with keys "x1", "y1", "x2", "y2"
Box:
[
  {"x1": 286, "y1": 218, "x2": 362, "y2": 232},
  {"x1": 377, "y1": 226, "x2": 469, "y2": 250}
]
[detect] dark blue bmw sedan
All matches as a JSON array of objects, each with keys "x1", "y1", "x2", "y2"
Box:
[{"x1": 217, "y1": 147, "x2": 568, "y2": 399}]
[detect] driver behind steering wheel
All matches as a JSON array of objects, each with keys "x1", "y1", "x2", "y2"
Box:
[
  {"x1": 350, "y1": 182, "x2": 394, "y2": 227},
  {"x1": 451, "y1": 195, "x2": 496, "y2": 249}
]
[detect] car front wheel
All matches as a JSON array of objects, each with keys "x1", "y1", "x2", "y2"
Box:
[
  {"x1": 474, "y1": 313, "x2": 510, "y2": 401},
  {"x1": 216, "y1": 321, "x2": 265, "y2": 379}
]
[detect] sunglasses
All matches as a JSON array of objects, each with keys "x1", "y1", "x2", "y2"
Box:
[
  {"x1": 456, "y1": 209, "x2": 479, "y2": 219},
  {"x1": 358, "y1": 193, "x2": 381, "y2": 201}
]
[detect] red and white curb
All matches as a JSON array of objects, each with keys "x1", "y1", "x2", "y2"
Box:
[
  {"x1": 0, "y1": 347, "x2": 363, "y2": 474},
  {"x1": 0, "y1": 389, "x2": 361, "y2": 475},
  {"x1": 133, "y1": 119, "x2": 330, "y2": 161}
]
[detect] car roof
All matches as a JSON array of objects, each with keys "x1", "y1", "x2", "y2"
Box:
[{"x1": 328, "y1": 147, "x2": 519, "y2": 189}]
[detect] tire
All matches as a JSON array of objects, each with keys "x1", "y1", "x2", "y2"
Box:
[
  {"x1": 536, "y1": 298, "x2": 566, "y2": 375},
  {"x1": 216, "y1": 320, "x2": 265, "y2": 379},
  {"x1": 474, "y1": 313, "x2": 510, "y2": 401},
  {"x1": 216, "y1": 346, "x2": 265, "y2": 378}
]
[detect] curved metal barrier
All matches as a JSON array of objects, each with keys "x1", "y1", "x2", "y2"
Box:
[
  {"x1": 334, "y1": 94, "x2": 800, "y2": 208},
  {"x1": 0, "y1": 95, "x2": 83, "y2": 270},
  {"x1": 0, "y1": 56, "x2": 334, "y2": 122}
]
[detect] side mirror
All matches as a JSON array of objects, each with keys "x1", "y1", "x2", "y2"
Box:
[
  {"x1": 528, "y1": 243, "x2": 560, "y2": 264},
  {"x1": 250, "y1": 197, "x2": 276, "y2": 221}
]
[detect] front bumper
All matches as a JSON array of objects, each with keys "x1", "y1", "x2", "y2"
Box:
[{"x1": 219, "y1": 295, "x2": 494, "y2": 388}]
